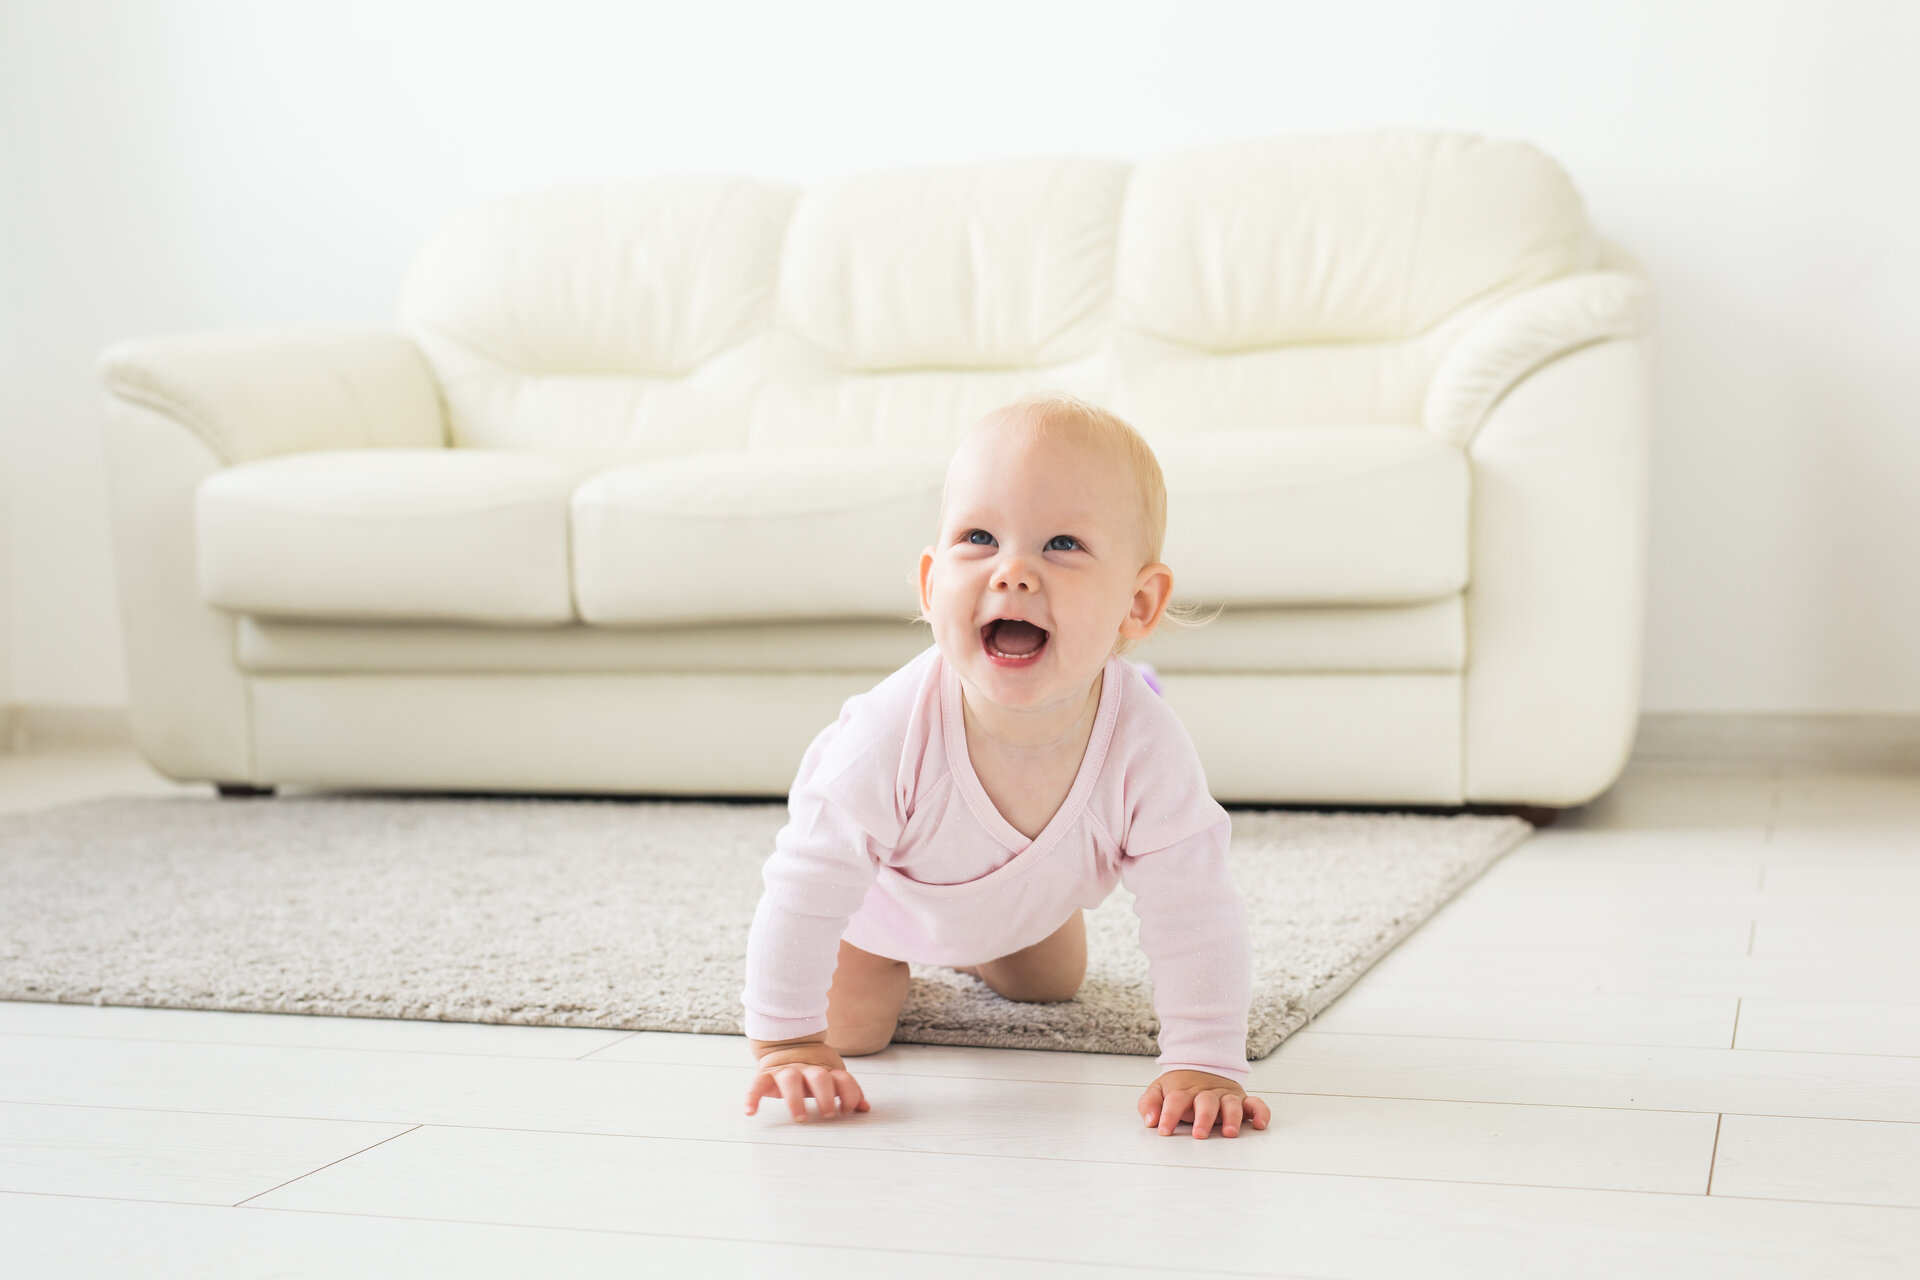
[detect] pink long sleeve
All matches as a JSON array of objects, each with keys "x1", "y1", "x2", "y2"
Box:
[
  {"x1": 1118, "y1": 809, "x2": 1253, "y2": 1084},
  {"x1": 739, "y1": 791, "x2": 883, "y2": 1041},
  {"x1": 739, "y1": 695, "x2": 902, "y2": 1044}
]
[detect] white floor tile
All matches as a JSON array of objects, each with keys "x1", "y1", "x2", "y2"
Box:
[
  {"x1": 1358, "y1": 944, "x2": 1920, "y2": 1005},
  {"x1": 1736, "y1": 999, "x2": 1920, "y2": 1058},
  {"x1": 0, "y1": 1034, "x2": 1714, "y2": 1193},
  {"x1": 1714, "y1": 1113, "x2": 1920, "y2": 1209},
  {"x1": 1306, "y1": 984, "x2": 1739, "y2": 1048},
  {"x1": 0, "y1": 1101, "x2": 408, "y2": 1205},
  {"x1": 1412, "y1": 888, "x2": 1756, "y2": 955},
  {"x1": 1475, "y1": 829, "x2": 1769, "y2": 895},
  {"x1": 0, "y1": 1000, "x2": 636, "y2": 1060},
  {"x1": 1254, "y1": 1030, "x2": 1920, "y2": 1122},
  {"x1": 1759, "y1": 843, "x2": 1920, "y2": 894},
  {"x1": 1560, "y1": 771, "x2": 1778, "y2": 835},
  {"x1": 1751, "y1": 895, "x2": 1920, "y2": 962},
  {"x1": 0, "y1": 1192, "x2": 1186, "y2": 1280},
  {"x1": 249, "y1": 1122, "x2": 1918, "y2": 1279}
]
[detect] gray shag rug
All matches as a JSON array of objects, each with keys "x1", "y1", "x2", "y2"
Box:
[{"x1": 0, "y1": 794, "x2": 1531, "y2": 1062}]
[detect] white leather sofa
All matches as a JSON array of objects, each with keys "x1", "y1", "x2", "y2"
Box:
[{"x1": 96, "y1": 129, "x2": 1655, "y2": 809}]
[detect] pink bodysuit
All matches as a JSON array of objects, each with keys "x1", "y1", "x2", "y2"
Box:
[{"x1": 739, "y1": 643, "x2": 1254, "y2": 1083}]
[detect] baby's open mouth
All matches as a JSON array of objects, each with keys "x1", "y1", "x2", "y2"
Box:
[{"x1": 981, "y1": 618, "x2": 1049, "y2": 666}]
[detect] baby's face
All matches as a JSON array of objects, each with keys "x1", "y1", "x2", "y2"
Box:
[{"x1": 918, "y1": 424, "x2": 1169, "y2": 716}]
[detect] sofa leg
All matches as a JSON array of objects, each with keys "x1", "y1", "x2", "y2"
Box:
[
  {"x1": 215, "y1": 783, "x2": 276, "y2": 799},
  {"x1": 1466, "y1": 803, "x2": 1561, "y2": 827}
]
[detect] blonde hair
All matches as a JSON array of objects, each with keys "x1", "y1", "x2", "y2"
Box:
[{"x1": 912, "y1": 391, "x2": 1220, "y2": 658}]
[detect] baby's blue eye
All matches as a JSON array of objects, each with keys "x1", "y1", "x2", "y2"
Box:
[
  {"x1": 1047, "y1": 535, "x2": 1080, "y2": 551},
  {"x1": 966, "y1": 530, "x2": 994, "y2": 546}
]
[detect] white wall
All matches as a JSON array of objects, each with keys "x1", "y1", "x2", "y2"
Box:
[{"x1": 3, "y1": 0, "x2": 1916, "y2": 714}]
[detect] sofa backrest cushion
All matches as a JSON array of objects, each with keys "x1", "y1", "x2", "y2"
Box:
[
  {"x1": 777, "y1": 157, "x2": 1132, "y2": 372},
  {"x1": 1115, "y1": 132, "x2": 1595, "y2": 349},
  {"x1": 397, "y1": 130, "x2": 1599, "y2": 461},
  {"x1": 398, "y1": 177, "x2": 800, "y2": 459}
]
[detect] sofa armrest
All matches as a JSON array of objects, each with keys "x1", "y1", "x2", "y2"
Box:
[
  {"x1": 1423, "y1": 271, "x2": 1655, "y2": 447},
  {"x1": 97, "y1": 328, "x2": 446, "y2": 465}
]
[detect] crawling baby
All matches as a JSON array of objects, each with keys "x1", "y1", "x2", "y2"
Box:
[{"x1": 740, "y1": 392, "x2": 1271, "y2": 1140}]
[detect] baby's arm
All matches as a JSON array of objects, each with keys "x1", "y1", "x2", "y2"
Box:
[
  {"x1": 740, "y1": 790, "x2": 885, "y2": 1121},
  {"x1": 1119, "y1": 810, "x2": 1270, "y2": 1137}
]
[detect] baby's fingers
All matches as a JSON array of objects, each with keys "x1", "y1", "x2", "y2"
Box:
[
  {"x1": 773, "y1": 1067, "x2": 815, "y2": 1121},
  {"x1": 1157, "y1": 1088, "x2": 1193, "y2": 1135},
  {"x1": 1220, "y1": 1093, "x2": 1243, "y2": 1137},
  {"x1": 743, "y1": 1071, "x2": 783, "y2": 1116},
  {"x1": 1244, "y1": 1094, "x2": 1273, "y2": 1129},
  {"x1": 1138, "y1": 1084, "x2": 1164, "y2": 1126},
  {"x1": 1191, "y1": 1091, "x2": 1220, "y2": 1139},
  {"x1": 832, "y1": 1069, "x2": 872, "y2": 1113},
  {"x1": 801, "y1": 1066, "x2": 842, "y2": 1118}
]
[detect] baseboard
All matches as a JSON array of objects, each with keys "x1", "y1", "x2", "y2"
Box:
[
  {"x1": 2, "y1": 704, "x2": 134, "y2": 753},
  {"x1": 1630, "y1": 712, "x2": 1920, "y2": 774}
]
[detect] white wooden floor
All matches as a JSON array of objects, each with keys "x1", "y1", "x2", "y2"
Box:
[{"x1": 3, "y1": 748, "x2": 1918, "y2": 1277}]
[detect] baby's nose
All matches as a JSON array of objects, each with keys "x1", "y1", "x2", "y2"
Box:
[{"x1": 993, "y1": 556, "x2": 1038, "y2": 589}]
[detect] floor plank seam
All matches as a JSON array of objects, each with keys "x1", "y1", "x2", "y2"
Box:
[
  {"x1": 577, "y1": 1032, "x2": 641, "y2": 1060},
  {"x1": 0, "y1": 1028, "x2": 645, "y2": 1062},
  {"x1": 16, "y1": 1085, "x2": 1917, "y2": 1126},
  {"x1": 0, "y1": 1192, "x2": 1301, "y2": 1278},
  {"x1": 231, "y1": 1123, "x2": 424, "y2": 1207},
  {"x1": 236, "y1": 1197, "x2": 1317, "y2": 1277},
  {"x1": 1337, "y1": 986, "x2": 1920, "y2": 1009},
  {"x1": 0, "y1": 1189, "x2": 280, "y2": 1211},
  {"x1": 197, "y1": 1119, "x2": 1740, "y2": 1201},
  {"x1": 1710, "y1": 1192, "x2": 1920, "y2": 1214},
  {"x1": 41, "y1": 1171, "x2": 1919, "y2": 1225},
  {"x1": 1, "y1": 1098, "x2": 454, "y2": 1128},
  {"x1": 1286, "y1": 1031, "x2": 1920, "y2": 1059},
  {"x1": 1299, "y1": 1029, "x2": 1749, "y2": 1051},
  {"x1": 1399, "y1": 944, "x2": 1759, "y2": 959},
  {"x1": 1705, "y1": 1113, "x2": 1723, "y2": 1195},
  {"x1": 2, "y1": 1086, "x2": 1748, "y2": 1128},
  {"x1": 21, "y1": 1185, "x2": 1912, "y2": 1224}
]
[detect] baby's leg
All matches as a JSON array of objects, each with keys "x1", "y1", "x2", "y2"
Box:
[
  {"x1": 959, "y1": 909, "x2": 1086, "y2": 1003},
  {"x1": 822, "y1": 937, "x2": 912, "y2": 1057}
]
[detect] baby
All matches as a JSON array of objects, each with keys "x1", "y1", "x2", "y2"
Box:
[{"x1": 740, "y1": 393, "x2": 1271, "y2": 1140}]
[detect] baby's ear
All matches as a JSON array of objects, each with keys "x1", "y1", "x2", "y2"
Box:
[
  {"x1": 916, "y1": 547, "x2": 936, "y2": 615},
  {"x1": 1121, "y1": 562, "x2": 1174, "y2": 639}
]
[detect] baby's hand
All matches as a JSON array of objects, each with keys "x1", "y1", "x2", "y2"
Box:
[
  {"x1": 1138, "y1": 1069, "x2": 1271, "y2": 1138},
  {"x1": 744, "y1": 1040, "x2": 871, "y2": 1123}
]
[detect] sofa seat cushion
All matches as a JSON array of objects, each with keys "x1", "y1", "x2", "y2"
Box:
[
  {"x1": 233, "y1": 597, "x2": 1463, "y2": 675},
  {"x1": 570, "y1": 429, "x2": 1465, "y2": 625},
  {"x1": 1157, "y1": 425, "x2": 1469, "y2": 605},
  {"x1": 195, "y1": 449, "x2": 597, "y2": 623},
  {"x1": 572, "y1": 448, "x2": 950, "y2": 625}
]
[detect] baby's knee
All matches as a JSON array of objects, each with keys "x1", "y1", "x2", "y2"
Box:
[
  {"x1": 979, "y1": 964, "x2": 1084, "y2": 1004},
  {"x1": 825, "y1": 1020, "x2": 896, "y2": 1057},
  {"x1": 825, "y1": 942, "x2": 909, "y2": 1056},
  {"x1": 1014, "y1": 974, "x2": 1085, "y2": 1004}
]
